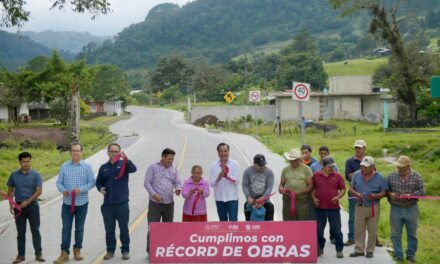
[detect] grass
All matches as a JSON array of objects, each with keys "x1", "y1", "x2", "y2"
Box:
[
  {"x1": 0, "y1": 116, "x2": 125, "y2": 193},
  {"x1": 227, "y1": 119, "x2": 440, "y2": 263},
  {"x1": 324, "y1": 57, "x2": 388, "y2": 77}
]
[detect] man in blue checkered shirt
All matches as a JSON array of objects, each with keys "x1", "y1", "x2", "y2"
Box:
[{"x1": 54, "y1": 142, "x2": 95, "y2": 264}]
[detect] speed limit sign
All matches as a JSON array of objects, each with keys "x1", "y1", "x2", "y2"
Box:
[{"x1": 292, "y1": 82, "x2": 310, "y2": 101}]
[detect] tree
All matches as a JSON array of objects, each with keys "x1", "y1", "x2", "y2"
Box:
[
  {"x1": 329, "y1": 0, "x2": 423, "y2": 122},
  {"x1": 192, "y1": 63, "x2": 228, "y2": 101},
  {"x1": 0, "y1": 69, "x2": 28, "y2": 126},
  {"x1": 0, "y1": 0, "x2": 111, "y2": 27},
  {"x1": 277, "y1": 53, "x2": 328, "y2": 91},
  {"x1": 85, "y1": 64, "x2": 129, "y2": 101},
  {"x1": 280, "y1": 29, "x2": 318, "y2": 56}
]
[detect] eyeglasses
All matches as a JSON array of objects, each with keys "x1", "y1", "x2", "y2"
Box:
[{"x1": 108, "y1": 150, "x2": 119, "y2": 153}]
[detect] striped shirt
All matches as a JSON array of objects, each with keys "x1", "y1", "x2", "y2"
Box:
[
  {"x1": 56, "y1": 160, "x2": 95, "y2": 206},
  {"x1": 387, "y1": 170, "x2": 425, "y2": 207},
  {"x1": 144, "y1": 162, "x2": 182, "y2": 204}
]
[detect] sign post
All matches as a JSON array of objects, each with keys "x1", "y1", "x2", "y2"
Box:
[
  {"x1": 249, "y1": 91, "x2": 261, "y2": 137},
  {"x1": 292, "y1": 82, "x2": 310, "y2": 144},
  {"x1": 224, "y1": 91, "x2": 236, "y2": 131}
]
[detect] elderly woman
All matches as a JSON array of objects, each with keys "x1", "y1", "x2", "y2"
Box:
[{"x1": 278, "y1": 148, "x2": 313, "y2": 221}]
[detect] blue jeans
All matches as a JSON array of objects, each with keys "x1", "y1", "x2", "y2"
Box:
[
  {"x1": 14, "y1": 201, "x2": 42, "y2": 257},
  {"x1": 61, "y1": 203, "x2": 88, "y2": 253},
  {"x1": 101, "y1": 202, "x2": 130, "y2": 253},
  {"x1": 315, "y1": 208, "x2": 344, "y2": 252},
  {"x1": 216, "y1": 200, "x2": 238, "y2": 221},
  {"x1": 390, "y1": 204, "x2": 419, "y2": 258},
  {"x1": 348, "y1": 198, "x2": 356, "y2": 240}
]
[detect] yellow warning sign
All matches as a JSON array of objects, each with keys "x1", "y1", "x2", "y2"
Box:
[
  {"x1": 156, "y1": 91, "x2": 162, "y2": 98},
  {"x1": 224, "y1": 91, "x2": 236, "y2": 104}
]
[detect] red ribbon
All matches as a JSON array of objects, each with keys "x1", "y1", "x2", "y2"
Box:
[
  {"x1": 255, "y1": 191, "x2": 278, "y2": 204},
  {"x1": 192, "y1": 189, "x2": 201, "y2": 216},
  {"x1": 0, "y1": 191, "x2": 23, "y2": 235},
  {"x1": 113, "y1": 152, "x2": 128, "y2": 180},
  {"x1": 220, "y1": 163, "x2": 236, "y2": 183},
  {"x1": 70, "y1": 190, "x2": 76, "y2": 214},
  {"x1": 282, "y1": 188, "x2": 296, "y2": 218},
  {"x1": 399, "y1": 195, "x2": 440, "y2": 200}
]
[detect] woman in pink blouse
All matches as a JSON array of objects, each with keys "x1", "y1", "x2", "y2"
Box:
[{"x1": 182, "y1": 165, "x2": 210, "y2": 221}]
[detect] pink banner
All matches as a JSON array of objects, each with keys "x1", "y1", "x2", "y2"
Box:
[{"x1": 150, "y1": 221, "x2": 317, "y2": 263}]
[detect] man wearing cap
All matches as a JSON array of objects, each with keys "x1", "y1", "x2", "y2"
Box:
[
  {"x1": 312, "y1": 156, "x2": 346, "y2": 258},
  {"x1": 387, "y1": 155, "x2": 425, "y2": 263},
  {"x1": 344, "y1": 139, "x2": 367, "y2": 246},
  {"x1": 242, "y1": 154, "x2": 275, "y2": 221},
  {"x1": 349, "y1": 156, "x2": 387, "y2": 259},
  {"x1": 279, "y1": 148, "x2": 313, "y2": 221},
  {"x1": 210, "y1": 142, "x2": 240, "y2": 221}
]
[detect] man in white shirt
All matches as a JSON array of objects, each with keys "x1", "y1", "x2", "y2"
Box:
[{"x1": 210, "y1": 142, "x2": 240, "y2": 221}]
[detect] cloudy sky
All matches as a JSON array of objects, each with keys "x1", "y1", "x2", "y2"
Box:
[{"x1": 5, "y1": 0, "x2": 191, "y2": 36}]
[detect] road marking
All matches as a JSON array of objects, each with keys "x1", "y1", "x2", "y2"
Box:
[{"x1": 91, "y1": 135, "x2": 188, "y2": 264}]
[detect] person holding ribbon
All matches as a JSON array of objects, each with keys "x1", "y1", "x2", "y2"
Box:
[
  {"x1": 242, "y1": 154, "x2": 275, "y2": 221},
  {"x1": 279, "y1": 148, "x2": 313, "y2": 221},
  {"x1": 6, "y1": 152, "x2": 45, "y2": 264},
  {"x1": 210, "y1": 142, "x2": 240, "y2": 221},
  {"x1": 349, "y1": 156, "x2": 387, "y2": 259},
  {"x1": 54, "y1": 142, "x2": 95, "y2": 264},
  {"x1": 182, "y1": 165, "x2": 210, "y2": 221},
  {"x1": 387, "y1": 155, "x2": 425, "y2": 263},
  {"x1": 144, "y1": 148, "x2": 182, "y2": 256},
  {"x1": 312, "y1": 156, "x2": 346, "y2": 259},
  {"x1": 244, "y1": 194, "x2": 266, "y2": 221},
  {"x1": 96, "y1": 143, "x2": 137, "y2": 260}
]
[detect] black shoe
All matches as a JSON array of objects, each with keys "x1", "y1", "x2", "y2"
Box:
[
  {"x1": 366, "y1": 252, "x2": 374, "y2": 258},
  {"x1": 349, "y1": 252, "x2": 364, "y2": 257},
  {"x1": 318, "y1": 248, "x2": 323, "y2": 257},
  {"x1": 407, "y1": 256, "x2": 416, "y2": 263},
  {"x1": 395, "y1": 256, "x2": 403, "y2": 262},
  {"x1": 330, "y1": 238, "x2": 336, "y2": 244},
  {"x1": 375, "y1": 240, "x2": 383, "y2": 247},
  {"x1": 344, "y1": 239, "x2": 355, "y2": 246}
]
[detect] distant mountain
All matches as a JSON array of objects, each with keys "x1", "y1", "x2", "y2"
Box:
[
  {"x1": 0, "y1": 30, "x2": 75, "y2": 70},
  {"x1": 78, "y1": 0, "x2": 440, "y2": 70},
  {"x1": 22, "y1": 30, "x2": 111, "y2": 54}
]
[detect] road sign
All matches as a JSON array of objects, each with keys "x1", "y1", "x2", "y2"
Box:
[
  {"x1": 156, "y1": 91, "x2": 162, "y2": 98},
  {"x1": 224, "y1": 91, "x2": 236, "y2": 104},
  {"x1": 292, "y1": 82, "x2": 310, "y2": 101},
  {"x1": 248, "y1": 91, "x2": 261, "y2": 102},
  {"x1": 431, "y1": 76, "x2": 440, "y2": 98}
]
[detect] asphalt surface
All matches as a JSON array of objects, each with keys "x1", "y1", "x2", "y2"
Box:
[{"x1": 0, "y1": 106, "x2": 395, "y2": 264}]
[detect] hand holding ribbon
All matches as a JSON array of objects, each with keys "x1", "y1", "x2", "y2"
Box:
[
  {"x1": 70, "y1": 190, "x2": 76, "y2": 214},
  {"x1": 113, "y1": 151, "x2": 128, "y2": 180},
  {"x1": 220, "y1": 163, "x2": 236, "y2": 183},
  {"x1": 191, "y1": 188, "x2": 201, "y2": 216},
  {"x1": 281, "y1": 188, "x2": 296, "y2": 218}
]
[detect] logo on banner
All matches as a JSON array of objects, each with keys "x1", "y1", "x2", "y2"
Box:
[
  {"x1": 292, "y1": 82, "x2": 310, "y2": 101},
  {"x1": 248, "y1": 91, "x2": 261, "y2": 102},
  {"x1": 150, "y1": 221, "x2": 317, "y2": 263}
]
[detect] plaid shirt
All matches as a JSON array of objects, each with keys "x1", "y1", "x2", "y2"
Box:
[
  {"x1": 56, "y1": 160, "x2": 95, "y2": 206},
  {"x1": 387, "y1": 170, "x2": 425, "y2": 207}
]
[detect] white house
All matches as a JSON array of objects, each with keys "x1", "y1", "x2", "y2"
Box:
[
  {"x1": 103, "y1": 101, "x2": 123, "y2": 116},
  {"x1": 0, "y1": 102, "x2": 29, "y2": 123}
]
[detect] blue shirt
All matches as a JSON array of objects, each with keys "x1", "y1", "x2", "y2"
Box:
[
  {"x1": 345, "y1": 156, "x2": 361, "y2": 182},
  {"x1": 96, "y1": 159, "x2": 137, "y2": 205},
  {"x1": 351, "y1": 170, "x2": 388, "y2": 207},
  {"x1": 7, "y1": 169, "x2": 42, "y2": 202},
  {"x1": 310, "y1": 161, "x2": 339, "y2": 174},
  {"x1": 245, "y1": 203, "x2": 266, "y2": 221},
  {"x1": 56, "y1": 160, "x2": 95, "y2": 206}
]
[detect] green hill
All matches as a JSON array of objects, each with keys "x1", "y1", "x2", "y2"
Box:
[{"x1": 324, "y1": 58, "x2": 388, "y2": 77}]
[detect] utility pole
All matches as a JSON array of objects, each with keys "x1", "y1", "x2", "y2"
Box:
[{"x1": 69, "y1": 86, "x2": 80, "y2": 143}]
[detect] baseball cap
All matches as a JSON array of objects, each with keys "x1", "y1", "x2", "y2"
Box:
[
  {"x1": 394, "y1": 155, "x2": 411, "y2": 167},
  {"x1": 322, "y1": 156, "x2": 336, "y2": 167},
  {"x1": 253, "y1": 154, "x2": 267, "y2": 166},
  {"x1": 354, "y1": 139, "x2": 367, "y2": 148},
  {"x1": 360, "y1": 156, "x2": 375, "y2": 167}
]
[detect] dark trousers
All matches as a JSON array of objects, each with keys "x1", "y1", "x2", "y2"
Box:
[
  {"x1": 15, "y1": 201, "x2": 42, "y2": 257},
  {"x1": 216, "y1": 200, "x2": 238, "y2": 221},
  {"x1": 315, "y1": 208, "x2": 344, "y2": 252},
  {"x1": 101, "y1": 202, "x2": 130, "y2": 253},
  {"x1": 146, "y1": 201, "x2": 174, "y2": 253},
  {"x1": 61, "y1": 203, "x2": 88, "y2": 254},
  {"x1": 348, "y1": 198, "x2": 356, "y2": 240},
  {"x1": 244, "y1": 201, "x2": 274, "y2": 221}
]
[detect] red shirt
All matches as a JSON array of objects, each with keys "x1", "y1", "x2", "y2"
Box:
[{"x1": 313, "y1": 170, "x2": 346, "y2": 209}]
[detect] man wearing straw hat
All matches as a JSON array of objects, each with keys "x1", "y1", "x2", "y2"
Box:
[
  {"x1": 278, "y1": 148, "x2": 313, "y2": 221},
  {"x1": 387, "y1": 155, "x2": 425, "y2": 263}
]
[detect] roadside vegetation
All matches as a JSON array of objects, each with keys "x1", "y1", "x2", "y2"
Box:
[
  {"x1": 224, "y1": 117, "x2": 440, "y2": 263},
  {"x1": 0, "y1": 116, "x2": 126, "y2": 193}
]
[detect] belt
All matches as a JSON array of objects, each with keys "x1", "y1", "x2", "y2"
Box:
[{"x1": 357, "y1": 203, "x2": 370, "y2": 207}]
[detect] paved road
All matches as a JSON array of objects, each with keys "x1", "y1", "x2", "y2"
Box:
[{"x1": 0, "y1": 106, "x2": 394, "y2": 264}]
